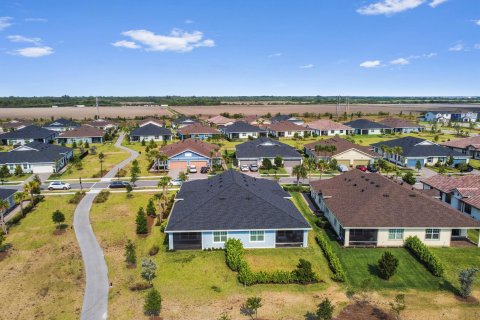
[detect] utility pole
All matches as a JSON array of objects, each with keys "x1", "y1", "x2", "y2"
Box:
[{"x1": 95, "y1": 97, "x2": 100, "y2": 119}]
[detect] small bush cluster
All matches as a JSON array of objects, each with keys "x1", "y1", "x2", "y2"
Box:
[
  {"x1": 129, "y1": 282, "x2": 153, "y2": 291},
  {"x1": 404, "y1": 236, "x2": 444, "y2": 276},
  {"x1": 282, "y1": 185, "x2": 310, "y2": 192},
  {"x1": 94, "y1": 190, "x2": 110, "y2": 203},
  {"x1": 149, "y1": 245, "x2": 160, "y2": 256},
  {"x1": 68, "y1": 191, "x2": 86, "y2": 204},
  {"x1": 6, "y1": 195, "x2": 44, "y2": 227},
  {"x1": 315, "y1": 235, "x2": 346, "y2": 282}
]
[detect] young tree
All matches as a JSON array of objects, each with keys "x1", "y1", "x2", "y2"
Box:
[
  {"x1": 415, "y1": 160, "x2": 422, "y2": 173},
  {"x1": 141, "y1": 258, "x2": 157, "y2": 283},
  {"x1": 0, "y1": 199, "x2": 10, "y2": 235},
  {"x1": 72, "y1": 140, "x2": 77, "y2": 148},
  {"x1": 274, "y1": 155, "x2": 283, "y2": 168},
  {"x1": 389, "y1": 294, "x2": 406, "y2": 319},
  {"x1": 305, "y1": 157, "x2": 316, "y2": 182},
  {"x1": 146, "y1": 198, "x2": 156, "y2": 217},
  {"x1": 157, "y1": 176, "x2": 171, "y2": 224},
  {"x1": 14, "y1": 165, "x2": 23, "y2": 176},
  {"x1": 144, "y1": 287, "x2": 162, "y2": 319},
  {"x1": 125, "y1": 183, "x2": 133, "y2": 198},
  {"x1": 124, "y1": 239, "x2": 137, "y2": 266},
  {"x1": 402, "y1": 172, "x2": 416, "y2": 185},
  {"x1": 292, "y1": 164, "x2": 307, "y2": 185},
  {"x1": 317, "y1": 160, "x2": 328, "y2": 181},
  {"x1": 0, "y1": 165, "x2": 11, "y2": 184},
  {"x1": 178, "y1": 171, "x2": 187, "y2": 182},
  {"x1": 261, "y1": 158, "x2": 272, "y2": 170},
  {"x1": 98, "y1": 152, "x2": 105, "y2": 176},
  {"x1": 458, "y1": 268, "x2": 479, "y2": 299},
  {"x1": 24, "y1": 180, "x2": 40, "y2": 203},
  {"x1": 130, "y1": 159, "x2": 140, "y2": 186},
  {"x1": 13, "y1": 191, "x2": 27, "y2": 216},
  {"x1": 136, "y1": 207, "x2": 148, "y2": 234},
  {"x1": 378, "y1": 251, "x2": 399, "y2": 280},
  {"x1": 244, "y1": 296, "x2": 262, "y2": 319},
  {"x1": 316, "y1": 298, "x2": 335, "y2": 320},
  {"x1": 52, "y1": 210, "x2": 66, "y2": 229},
  {"x1": 84, "y1": 141, "x2": 90, "y2": 148}
]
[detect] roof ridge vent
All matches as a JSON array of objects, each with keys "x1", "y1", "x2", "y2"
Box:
[
  {"x1": 383, "y1": 194, "x2": 389, "y2": 197},
  {"x1": 376, "y1": 184, "x2": 380, "y2": 188}
]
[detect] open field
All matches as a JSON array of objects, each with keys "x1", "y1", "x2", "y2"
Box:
[{"x1": 0, "y1": 196, "x2": 84, "y2": 319}]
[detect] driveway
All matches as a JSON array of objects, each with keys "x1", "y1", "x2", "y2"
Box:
[{"x1": 74, "y1": 133, "x2": 138, "y2": 320}]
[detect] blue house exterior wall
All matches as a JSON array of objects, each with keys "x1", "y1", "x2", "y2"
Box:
[
  {"x1": 168, "y1": 151, "x2": 210, "y2": 165},
  {"x1": 178, "y1": 133, "x2": 214, "y2": 140},
  {"x1": 407, "y1": 158, "x2": 424, "y2": 167}
]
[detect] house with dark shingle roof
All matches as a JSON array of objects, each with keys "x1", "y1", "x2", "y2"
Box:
[
  {"x1": 220, "y1": 121, "x2": 268, "y2": 140},
  {"x1": 371, "y1": 136, "x2": 470, "y2": 168},
  {"x1": 441, "y1": 136, "x2": 480, "y2": 160},
  {"x1": 0, "y1": 141, "x2": 73, "y2": 173},
  {"x1": 43, "y1": 118, "x2": 80, "y2": 132},
  {"x1": 235, "y1": 137, "x2": 303, "y2": 168},
  {"x1": 422, "y1": 175, "x2": 480, "y2": 221},
  {"x1": 265, "y1": 121, "x2": 313, "y2": 138},
  {"x1": 0, "y1": 125, "x2": 58, "y2": 146},
  {"x1": 377, "y1": 118, "x2": 424, "y2": 133},
  {"x1": 57, "y1": 125, "x2": 106, "y2": 144},
  {"x1": 138, "y1": 118, "x2": 165, "y2": 128},
  {"x1": 165, "y1": 170, "x2": 311, "y2": 250},
  {"x1": 424, "y1": 111, "x2": 478, "y2": 123},
  {"x1": 1, "y1": 120, "x2": 33, "y2": 132},
  {"x1": 269, "y1": 115, "x2": 304, "y2": 125},
  {"x1": 0, "y1": 188, "x2": 17, "y2": 216},
  {"x1": 177, "y1": 123, "x2": 221, "y2": 140},
  {"x1": 84, "y1": 119, "x2": 119, "y2": 130},
  {"x1": 172, "y1": 116, "x2": 197, "y2": 128},
  {"x1": 129, "y1": 124, "x2": 172, "y2": 142},
  {"x1": 344, "y1": 119, "x2": 391, "y2": 135},
  {"x1": 304, "y1": 137, "x2": 379, "y2": 167},
  {"x1": 310, "y1": 170, "x2": 480, "y2": 247}
]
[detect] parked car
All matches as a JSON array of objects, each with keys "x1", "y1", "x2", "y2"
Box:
[
  {"x1": 356, "y1": 165, "x2": 368, "y2": 172},
  {"x1": 249, "y1": 164, "x2": 259, "y2": 172},
  {"x1": 48, "y1": 181, "x2": 71, "y2": 190},
  {"x1": 200, "y1": 166, "x2": 209, "y2": 174},
  {"x1": 109, "y1": 181, "x2": 130, "y2": 188},
  {"x1": 367, "y1": 164, "x2": 377, "y2": 172},
  {"x1": 240, "y1": 164, "x2": 250, "y2": 172},
  {"x1": 170, "y1": 178, "x2": 183, "y2": 186},
  {"x1": 338, "y1": 164, "x2": 348, "y2": 172},
  {"x1": 188, "y1": 165, "x2": 197, "y2": 173}
]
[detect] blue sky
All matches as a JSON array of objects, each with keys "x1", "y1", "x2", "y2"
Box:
[{"x1": 0, "y1": 0, "x2": 478, "y2": 96}]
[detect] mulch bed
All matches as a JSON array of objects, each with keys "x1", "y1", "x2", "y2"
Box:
[
  {"x1": 336, "y1": 302, "x2": 395, "y2": 320},
  {"x1": 0, "y1": 250, "x2": 7, "y2": 262},
  {"x1": 147, "y1": 216, "x2": 155, "y2": 233},
  {"x1": 53, "y1": 229, "x2": 66, "y2": 236},
  {"x1": 454, "y1": 295, "x2": 479, "y2": 304}
]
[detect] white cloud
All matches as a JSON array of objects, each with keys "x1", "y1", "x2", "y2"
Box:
[
  {"x1": 429, "y1": 0, "x2": 447, "y2": 8},
  {"x1": 24, "y1": 18, "x2": 48, "y2": 23},
  {"x1": 12, "y1": 46, "x2": 54, "y2": 57},
  {"x1": 184, "y1": 19, "x2": 194, "y2": 24},
  {"x1": 111, "y1": 40, "x2": 140, "y2": 49},
  {"x1": 299, "y1": 64, "x2": 314, "y2": 69},
  {"x1": 475, "y1": 43, "x2": 480, "y2": 50},
  {"x1": 0, "y1": 17, "x2": 13, "y2": 31},
  {"x1": 391, "y1": 57, "x2": 410, "y2": 65},
  {"x1": 449, "y1": 42, "x2": 465, "y2": 52},
  {"x1": 268, "y1": 52, "x2": 282, "y2": 58},
  {"x1": 7, "y1": 35, "x2": 42, "y2": 45},
  {"x1": 473, "y1": 20, "x2": 480, "y2": 26},
  {"x1": 116, "y1": 28, "x2": 215, "y2": 52},
  {"x1": 360, "y1": 60, "x2": 381, "y2": 68},
  {"x1": 357, "y1": 0, "x2": 424, "y2": 15}
]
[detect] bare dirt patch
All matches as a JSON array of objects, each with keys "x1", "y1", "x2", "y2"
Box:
[{"x1": 335, "y1": 302, "x2": 394, "y2": 320}]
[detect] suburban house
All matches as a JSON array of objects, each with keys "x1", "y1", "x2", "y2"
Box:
[
  {"x1": 241, "y1": 115, "x2": 268, "y2": 125},
  {"x1": 220, "y1": 121, "x2": 268, "y2": 140},
  {"x1": 441, "y1": 136, "x2": 480, "y2": 160},
  {"x1": 0, "y1": 188, "x2": 17, "y2": 215},
  {"x1": 172, "y1": 117, "x2": 197, "y2": 128},
  {"x1": 378, "y1": 118, "x2": 425, "y2": 133},
  {"x1": 165, "y1": 170, "x2": 311, "y2": 250},
  {"x1": 344, "y1": 119, "x2": 391, "y2": 135},
  {"x1": 310, "y1": 170, "x2": 480, "y2": 247},
  {"x1": 371, "y1": 136, "x2": 470, "y2": 168},
  {"x1": 304, "y1": 119, "x2": 354, "y2": 136},
  {"x1": 85, "y1": 119, "x2": 119, "y2": 130},
  {"x1": 0, "y1": 141, "x2": 73, "y2": 173},
  {"x1": 235, "y1": 137, "x2": 303, "y2": 168},
  {"x1": 43, "y1": 118, "x2": 80, "y2": 132},
  {"x1": 129, "y1": 124, "x2": 173, "y2": 142},
  {"x1": 0, "y1": 125, "x2": 58, "y2": 146},
  {"x1": 424, "y1": 111, "x2": 478, "y2": 123},
  {"x1": 1, "y1": 120, "x2": 33, "y2": 132},
  {"x1": 304, "y1": 137, "x2": 379, "y2": 167},
  {"x1": 177, "y1": 123, "x2": 221, "y2": 140},
  {"x1": 138, "y1": 118, "x2": 165, "y2": 128},
  {"x1": 269, "y1": 115, "x2": 305, "y2": 125},
  {"x1": 156, "y1": 138, "x2": 221, "y2": 171},
  {"x1": 206, "y1": 115, "x2": 236, "y2": 127},
  {"x1": 57, "y1": 125, "x2": 105, "y2": 144},
  {"x1": 422, "y1": 175, "x2": 480, "y2": 221},
  {"x1": 265, "y1": 121, "x2": 313, "y2": 138}
]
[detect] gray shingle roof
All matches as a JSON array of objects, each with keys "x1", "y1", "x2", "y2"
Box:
[
  {"x1": 235, "y1": 137, "x2": 302, "y2": 159},
  {"x1": 130, "y1": 124, "x2": 172, "y2": 137},
  {"x1": 44, "y1": 118, "x2": 79, "y2": 128},
  {"x1": 371, "y1": 137, "x2": 468, "y2": 158},
  {"x1": 0, "y1": 142, "x2": 72, "y2": 164},
  {"x1": 166, "y1": 170, "x2": 310, "y2": 231},
  {"x1": 0, "y1": 188, "x2": 16, "y2": 201},
  {"x1": 222, "y1": 121, "x2": 266, "y2": 134},
  {"x1": 0, "y1": 125, "x2": 57, "y2": 140},
  {"x1": 344, "y1": 119, "x2": 391, "y2": 130}
]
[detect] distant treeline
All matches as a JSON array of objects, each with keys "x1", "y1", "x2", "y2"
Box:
[{"x1": 0, "y1": 95, "x2": 479, "y2": 108}]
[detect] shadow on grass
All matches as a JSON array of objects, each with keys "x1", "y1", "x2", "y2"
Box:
[{"x1": 367, "y1": 264, "x2": 382, "y2": 278}]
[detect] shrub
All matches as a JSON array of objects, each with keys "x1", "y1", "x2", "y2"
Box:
[
  {"x1": 378, "y1": 251, "x2": 399, "y2": 280},
  {"x1": 69, "y1": 191, "x2": 86, "y2": 204},
  {"x1": 458, "y1": 268, "x2": 479, "y2": 298},
  {"x1": 224, "y1": 238, "x2": 245, "y2": 271},
  {"x1": 144, "y1": 287, "x2": 162, "y2": 317},
  {"x1": 404, "y1": 236, "x2": 444, "y2": 276},
  {"x1": 124, "y1": 239, "x2": 136, "y2": 266},
  {"x1": 244, "y1": 296, "x2": 262, "y2": 319},
  {"x1": 52, "y1": 210, "x2": 65, "y2": 229},
  {"x1": 94, "y1": 190, "x2": 110, "y2": 203},
  {"x1": 402, "y1": 172, "x2": 416, "y2": 185},
  {"x1": 159, "y1": 220, "x2": 167, "y2": 232},
  {"x1": 149, "y1": 245, "x2": 160, "y2": 256},
  {"x1": 136, "y1": 207, "x2": 148, "y2": 234},
  {"x1": 293, "y1": 258, "x2": 318, "y2": 284},
  {"x1": 315, "y1": 235, "x2": 346, "y2": 282},
  {"x1": 316, "y1": 298, "x2": 335, "y2": 320}
]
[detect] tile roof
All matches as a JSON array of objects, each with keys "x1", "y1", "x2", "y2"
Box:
[
  {"x1": 206, "y1": 115, "x2": 235, "y2": 125},
  {"x1": 235, "y1": 137, "x2": 302, "y2": 159},
  {"x1": 265, "y1": 121, "x2": 311, "y2": 132},
  {"x1": 166, "y1": 170, "x2": 310, "y2": 231},
  {"x1": 177, "y1": 123, "x2": 220, "y2": 135},
  {"x1": 0, "y1": 188, "x2": 16, "y2": 200},
  {"x1": 310, "y1": 170, "x2": 480, "y2": 228},
  {"x1": 441, "y1": 135, "x2": 480, "y2": 151},
  {"x1": 159, "y1": 138, "x2": 220, "y2": 158},
  {"x1": 371, "y1": 136, "x2": 468, "y2": 158},
  {"x1": 304, "y1": 137, "x2": 379, "y2": 158},
  {"x1": 304, "y1": 119, "x2": 353, "y2": 132},
  {"x1": 222, "y1": 121, "x2": 267, "y2": 134},
  {"x1": 130, "y1": 124, "x2": 172, "y2": 137},
  {"x1": 378, "y1": 118, "x2": 425, "y2": 129},
  {"x1": 0, "y1": 142, "x2": 72, "y2": 164},
  {"x1": 421, "y1": 175, "x2": 480, "y2": 209},
  {"x1": 0, "y1": 125, "x2": 57, "y2": 140},
  {"x1": 344, "y1": 119, "x2": 391, "y2": 129},
  {"x1": 59, "y1": 125, "x2": 105, "y2": 138}
]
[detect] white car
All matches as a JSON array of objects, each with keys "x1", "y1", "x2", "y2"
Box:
[
  {"x1": 240, "y1": 164, "x2": 250, "y2": 172},
  {"x1": 48, "y1": 181, "x2": 71, "y2": 190},
  {"x1": 338, "y1": 165, "x2": 349, "y2": 172},
  {"x1": 188, "y1": 165, "x2": 197, "y2": 173},
  {"x1": 170, "y1": 178, "x2": 183, "y2": 186}
]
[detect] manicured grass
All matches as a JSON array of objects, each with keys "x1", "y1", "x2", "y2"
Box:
[
  {"x1": 350, "y1": 131, "x2": 459, "y2": 147},
  {"x1": 468, "y1": 229, "x2": 479, "y2": 244},
  {"x1": 0, "y1": 196, "x2": 84, "y2": 319},
  {"x1": 1, "y1": 173, "x2": 32, "y2": 183},
  {"x1": 259, "y1": 167, "x2": 287, "y2": 174},
  {"x1": 470, "y1": 159, "x2": 480, "y2": 170}
]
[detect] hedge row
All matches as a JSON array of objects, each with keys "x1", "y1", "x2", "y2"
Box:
[
  {"x1": 225, "y1": 238, "x2": 320, "y2": 286},
  {"x1": 404, "y1": 236, "x2": 444, "y2": 277},
  {"x1": 315, "y1": 234, "x2": 346, "y2": 282},
  {"x1": 6, "y1": 195, "x2": 44, "y2": 227}
]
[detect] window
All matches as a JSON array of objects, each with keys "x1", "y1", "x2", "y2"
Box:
[
  {"x1": 425, "y1": 228, "x2": 440, "y2": 240},
  {"x1": 464, "y1": 203, "x2": 472, "y2": 215},
  {"x1": 427, "y1": 157, "x2": 434, "y2": 163},
  {"x1": 330, "y1": 130, "x2": 334, "y2": 134},
  {"x1": 388, "y1": 229, "x2": 404, "y2": 240},
  {"x1": 23, "y1": 163, "x2": 28, "y2": 169},
  {"x1": 154, "y1": 136, "x2": 159, "y2": 139},
  {"x1": 250, "y1": 231, "x2": 265, "y2": 242},
  {"x1": 184, "y1": 152, "x2": 192, "y2": 157},
  {"x1": 340, "y1": 130, "x2": 344, "y2": 134},
  {"x1": 213, "y1": 231, "x2": 227, "y2": 243},
  {"x1": 444, "y1": 193, "x2": 451, "y2": 204}
]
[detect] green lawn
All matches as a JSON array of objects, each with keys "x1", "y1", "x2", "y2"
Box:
[
  {"x1": 468, "y1": 229, "x2": 479, "y2": 244},
  {"x1": 1, "y1": 173, "x2": 32, "y2": 183},
  {"x1": 259, "y1": 167, "x2": 288, "y2": 174},
  {"x1": 470, "y1": 159, "x2": 480, "y2": 170}
]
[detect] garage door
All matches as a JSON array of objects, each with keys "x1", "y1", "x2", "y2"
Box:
[
  {"x1": 190, "y1": 161, "x2": 209, "y2": 168},
  {"x1": 239, "y1": 159, "x2": 258, "y2": 166},
  {"x1": 352, "y1": 160, "x2": 370, "y2": 167},
  {"x1": 31, "y1": 164, "x2": 54, "y2": 173},
  {"x1": 283, "y1": 160, "x2": 302, "y2": 167},
  {"x1": 169, "y1": 161, "x2": 188, "y2": 170},
  {"x1": 337, "y1": 160, "x2": 351, "y2": 167}
]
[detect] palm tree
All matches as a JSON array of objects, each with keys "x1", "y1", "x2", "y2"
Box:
[
  {"x1": 14, "y1": 191, "x2": 27, "y2": 217},
  {"x1": 98, "y1": 152, "x2": 105, "y2": 176},
  {"x1": 392, "y1": 146, "x2": 403, "y2": 170},
  {"x1": 24, "y1": 180, "x2": 39, "y2": 203},
  {"x1": 0, "y1": 199, "x2": 9, "y2": 235},
  {"x1": 157, "y1": 176, "x2": 171, "y2": 224},
  {"x1": 305, "y1": 157, "x2": 316, "y2": 182},
  {"x1": 292, "y1": 164, "x2": 307, "y2": 185},
  {"x1": 317, "y1": 160, "x2": 329, "y2": 181},
  {"x1": 380, "y1": 145, "x2": 389, "y2": 160}
]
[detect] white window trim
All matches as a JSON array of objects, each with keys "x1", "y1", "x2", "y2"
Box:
[
  {"x1": 213, "y1": 231, "x2": 228, "y2": 243},
  {"x1": 249, "y1": 230, "x2": 265, "y2": 242},
  {"x1": 388, "y1": 229, "x2": 404, "y2": 240},
  {"x1": 425, "y1": 228, "x2": 440, "y2": 240}
]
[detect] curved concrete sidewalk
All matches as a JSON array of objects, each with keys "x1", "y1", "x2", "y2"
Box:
[{"x1": 74, "y1": 133, "x2": 139, "y2": 320}]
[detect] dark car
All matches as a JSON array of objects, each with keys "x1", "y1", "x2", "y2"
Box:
[
  {"x1": 356, "y1": 165, "x2": 368, "y2": 172},
  {"x1": 367, "y1": 164, "x2": 377, "y2": 172},
  {"x1": 200, "y1": 166, "x2": 209, "y2": 174},
  {"x1": 109, "y1": 181, "x2": 130, "y2": 188}
]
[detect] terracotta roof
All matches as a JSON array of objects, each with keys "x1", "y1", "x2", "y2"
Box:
[
  {"x1": 304, "y1": 137, "x2": 379, "y2": 158},
  {"x1": 265, "y1": 121, "x2": 311, "y2": 132},
  {"x1": 310, "y1": 170, "x2": 480, "y2": 228},
  {"x1": 305, "y1": 120, "x2": 353, "y2": 132},
  {"x1": 206, "y1": 115, "x2": 235, "y2": 125},
  {"x1": 159, "y1": 138, "x2": 220, "y2": 158},
  {"x1": 421, "y1": 175, "x2": 480, "y2": 209},
  {"x1": 378, "y1": 118, "x2": 425, "y2": 129},
  {"x1": 177, "y1": 123, "x2": 220, "y2": 135},
  {"x1": 441, "y1": 135, "x2": 480, "y2": 150},
  {"x1": 59, "y1": 125, "x2": 105, "y2": 138}
]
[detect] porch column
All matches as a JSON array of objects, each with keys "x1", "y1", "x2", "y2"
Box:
[
  {"x1": 303, "y1": 230, "x2": 308, "y2": 247},
  {"x1": 343, "y1": 229, "x2": 350, "y2": 247},
  {"x1": 168, "y1": 233, "x2": 174, "y2": 250}
]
